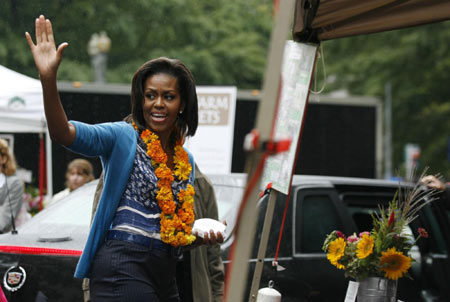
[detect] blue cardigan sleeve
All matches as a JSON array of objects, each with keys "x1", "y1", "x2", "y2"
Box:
[{"x1": 66, "y1": 121, "x2": 128, "y2": 158}]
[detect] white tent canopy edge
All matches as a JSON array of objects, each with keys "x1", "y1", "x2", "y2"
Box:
[{"x1": 0, "y1": 65, "x2": 53, "y2": 197}]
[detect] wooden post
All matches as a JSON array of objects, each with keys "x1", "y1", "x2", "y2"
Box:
[{"x1": 223, "y1": 0, "x2": 297, "y2": 301}]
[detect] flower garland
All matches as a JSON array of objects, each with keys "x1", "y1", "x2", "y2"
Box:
[{"x1": 132, "y1": 122, "x2": 196, "y2": 247}]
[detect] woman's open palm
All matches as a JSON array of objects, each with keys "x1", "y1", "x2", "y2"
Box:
[{"x1": 25, "y1": 15, "x2": 68, "y2": 80}]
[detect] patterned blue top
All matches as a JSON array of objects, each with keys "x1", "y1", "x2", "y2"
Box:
[{"x1": 110, "y1": 136, "x2": 192, "y2": 241}]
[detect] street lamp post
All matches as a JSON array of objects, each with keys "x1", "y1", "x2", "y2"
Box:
[{"x1": 88, "y1": 31, "x2": 111, "y2": 83}]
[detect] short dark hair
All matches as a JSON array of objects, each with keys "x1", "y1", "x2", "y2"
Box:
[{"x1": 130, "y1": 57, "x2": 198, "y2": 141}]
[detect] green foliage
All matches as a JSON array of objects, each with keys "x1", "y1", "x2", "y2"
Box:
[
  {"x1": 321, "y1": 21, "x2": 450, "y2": 178},
  {"x1": 58, "y1": 60, "x2": 92, "y2": 82},
  {"x1": 0, "y1": 0, "x2": 272, "y2": 89},
  {"x1": 2, "y1": 1, "x2": 448, "y2": 178}
]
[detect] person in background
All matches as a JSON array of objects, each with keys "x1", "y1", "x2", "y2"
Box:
[
  {"x1": 420, "y1": 174, "x2": 450, "y2": 206},
  {"x1": 82, "y1": 164, "x2": 225, "y2": 302},
  {"x1": 0, "y1": 138, "x2": 24, "y2": 233},
  {"x1": 45, "y1": 158, "x2": 95, "y2": 207},
  {"x1": 176, "y1": 164, "x2": 224, "y2": 302}
]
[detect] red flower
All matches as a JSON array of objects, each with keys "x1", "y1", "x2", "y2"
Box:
[
  {"x1": 336, "y1": 231, "x2": 345, "y2": 239},
  {"x1": 388, "y1": 211, "x2": 395, "y2": 226},
  {"x1": 418, "y1": 228, "x2": 428, "y2": 239}
]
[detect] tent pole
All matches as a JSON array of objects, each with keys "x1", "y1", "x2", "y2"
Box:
[
  {"x1": 223, "y1": 0, "x2": 296, "y2": 300},
  {"x1": 45, "y1": 127, "x2": 53, "y2": 198}
]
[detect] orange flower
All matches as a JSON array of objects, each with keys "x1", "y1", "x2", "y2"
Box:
[
  {"x1": 178, "y1": 189, "x2": 186, "y2": 201},
  {"x1": 174, "y1": 161, "x2": 191, "y2": 181},
  {"x1": 178, "y1": 209, "x2": 194, "y2": 224},
  {"x1": 148, "y1": 142, "x2": 167, "y2": 163},
  {"x1": 158, "y1": 200, "x2": 176, "y2": 214},
  {"x1": 185, "y1": 184, "x2": 195, "y2": 196},
  {"x1": 156, "y1": 186, "x2": 172, "y2": 200},
  {"x1": 183, "y1": 195, "x2": 194, "y2": 206},
  {"x1": 174, "y1": 145, "x2": 189, "y2": 162},
  {"x1": 155, "y1": 165, "x2": 174, "y2": 182}
]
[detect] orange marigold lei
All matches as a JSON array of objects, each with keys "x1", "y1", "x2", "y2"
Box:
[{"x1": 132, "y1": 122, "x2": 196, "y2": 247}]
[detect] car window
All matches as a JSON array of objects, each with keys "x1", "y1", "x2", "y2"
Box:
[
  {"x1": 248, "y1": 193, "x2": 293, "y2": 259},
  {"x1": 420, "y1": 204, "x2": 447, "y2": 254},
  {"x1": 295, "y1": 191, "x2": 344, "y2": 253},
  {"x1": 209, "y1": 174, "x2": 246, "y2": 235},
  {"x1": 343, "y1": 191, "x2": 397, "y2": 233},
  {"x1": 346, "y1": 207, "x2": 377, "y2": 233}
]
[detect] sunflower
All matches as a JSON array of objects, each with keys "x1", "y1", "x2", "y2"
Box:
[
  {"x1": 379, "y1": 247, "x2": 412, "y2": 280},
  {"x1": 327, "y1": 237, "x2": 346, "y2": 264},
  {"x1": 332, "y1": 260, "x2": 345, "y2": 270},
  {"x1": 356, "y1": 234, "x2": 374, "y2": 259}
]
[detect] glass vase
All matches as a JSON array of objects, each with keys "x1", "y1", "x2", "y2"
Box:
[{"x1": 357, "y1": 277, "x2": 397, "y2": 302}]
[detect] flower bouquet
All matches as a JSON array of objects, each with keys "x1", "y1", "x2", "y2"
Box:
[
  {"x1": 23, "y1": 184, "x2": 42, "y2": 216},
  {"x1": 322, "y1": 173, "x2": 439, "y2": 300}
]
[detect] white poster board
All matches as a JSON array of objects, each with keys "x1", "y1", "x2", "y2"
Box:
[
  {"x1": 262, "y1": 41, "x2": 317, "y2": 194},
  {"x1": 185, "y1": 86, "x2": 237, "y2": 174}
]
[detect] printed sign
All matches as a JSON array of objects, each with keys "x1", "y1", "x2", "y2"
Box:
[
  {"x1": 198, "y1": 93, "x2": 232, "y2": 126},
  {"x1": 344, "y1": 281, "x2": 359, "y2": 302},
  {"x1": 262, "y1": 41, "x2": 318, "y2": 194},
  {"x1": 185, "y1": 86, "x2": 237, "y2": 174}
]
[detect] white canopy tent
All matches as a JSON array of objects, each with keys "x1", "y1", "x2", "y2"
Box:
[{"x1": 0, "y1": 65, "x2": 53, "y2": 196}]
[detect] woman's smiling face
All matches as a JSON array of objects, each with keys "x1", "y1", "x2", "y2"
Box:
[{"x1": 142, "y1": 73, "x2": 183, "y2": 144}]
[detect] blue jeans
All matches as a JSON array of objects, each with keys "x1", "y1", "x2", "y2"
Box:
[{"x1": 90, "y1": 239, "x2": 180, "y2": 302}]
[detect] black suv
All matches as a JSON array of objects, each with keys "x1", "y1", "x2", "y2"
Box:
[{"x1": 210, "y1": 174, "x2": 450, "y2": 302}]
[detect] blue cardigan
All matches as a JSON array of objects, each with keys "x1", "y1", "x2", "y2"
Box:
[{"x1": 67, "y1": 121, "x2": 194, "y2": 278}]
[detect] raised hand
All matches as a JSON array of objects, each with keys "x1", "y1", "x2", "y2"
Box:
[{"x1": 25, "y1": 15, "x2": 68, "y2": 81}]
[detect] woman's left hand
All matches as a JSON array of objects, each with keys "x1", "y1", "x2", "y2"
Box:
[
  {"x1": 192, "y1": 219, "x2": 227, "y2": 245},
  {"x1": 194, "y1": 229, "x2": 225, "y2": 245}
]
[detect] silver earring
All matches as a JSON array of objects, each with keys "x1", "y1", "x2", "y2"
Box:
[{"x1": 179, "y1": 110, "x2": 183, "y2": 114}]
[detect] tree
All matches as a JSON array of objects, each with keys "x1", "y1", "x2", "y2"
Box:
[
  {"x1": 321, "y1": 21, "x2": 450, "y2": 178},
  {"x1": 2, "y1": 1, "x2": 448, "y2": 178},
  {"x1": 0, "y1": 0, "x2": 273, "y2": 88}
]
